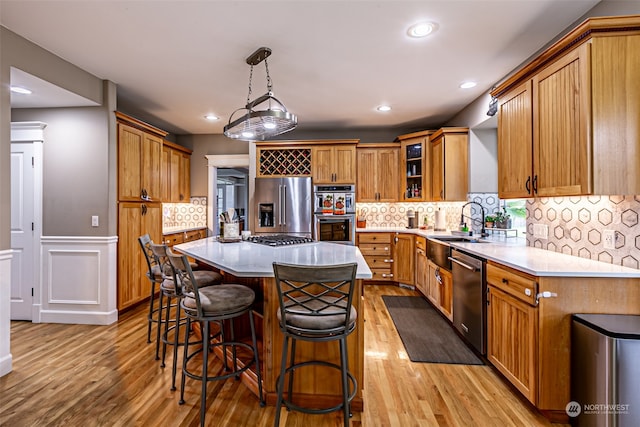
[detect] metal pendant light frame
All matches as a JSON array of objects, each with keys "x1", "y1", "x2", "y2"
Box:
[{"x1": 224, "y1": 47, "x2": 298, "y2": 141}]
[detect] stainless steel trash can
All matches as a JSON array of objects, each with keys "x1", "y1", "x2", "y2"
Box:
[{"x1": 571, "y1": 314, "x2": 640, "y2": 426}]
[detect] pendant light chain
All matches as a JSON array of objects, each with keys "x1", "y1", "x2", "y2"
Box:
[
  {"x1": 246, "y1": 65, "x2": 254, "y2": 106},
  {"x1": 264, "y1": 58, "x2": 273, "y2": 94}
]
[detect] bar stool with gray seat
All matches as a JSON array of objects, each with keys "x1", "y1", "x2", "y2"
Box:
[
  {"x1": 150, "y1": 243, "x2": 223, "y2": 390},
  {"x1": 272, "y1": 262, "x2": 358, "y2": 427},
  {"x1": 167, "y1": 250, "x2": 264, "y2": 426},
  {"x1": 138, "y1": 234, "x2": 164, "y2": 352}
]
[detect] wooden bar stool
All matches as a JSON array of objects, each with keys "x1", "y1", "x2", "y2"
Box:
[
  {"x1": 272, "y1": 262, "x2": 358, "y2": 427},
  {"x1": 149, "y1": 243, "x2": 223, "y2": 390},
  {"x1": 167, "y1": 251, "x2": 264, "y2": 426}
]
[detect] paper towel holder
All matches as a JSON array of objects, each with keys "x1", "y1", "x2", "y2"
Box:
[{"x1": 434, "y1": 208, "x2": 447, "y2": 231}]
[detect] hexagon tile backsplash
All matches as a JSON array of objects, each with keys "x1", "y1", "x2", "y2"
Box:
[
  {"x1": 526, "y1": 196, "x2": 640, "y2": 269},
  {"x1": 163, "y1": 197, "x2": 207, "y2": 230}
]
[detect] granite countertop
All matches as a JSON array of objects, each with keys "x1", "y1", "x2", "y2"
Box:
[
  {"x1": 174, "y1": 237, "x2": 373, "y2": 279},
  {"x1": 357, "y1": 227, "x2": 640, "y2": 278}
]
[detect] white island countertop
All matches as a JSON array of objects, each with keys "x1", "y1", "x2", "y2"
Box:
[
  {"x1": 357, "y1": 227, "x2": 640, "y2": 278},
  {"x1": 174, "y1": 237, "x2": 373, "y2": 279}
]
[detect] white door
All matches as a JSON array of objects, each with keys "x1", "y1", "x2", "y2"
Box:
[{"x1": 10, "y1": 142, "x2": 35, "y2": 320}]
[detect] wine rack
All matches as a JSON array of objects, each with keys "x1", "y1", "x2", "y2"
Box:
[{"x1": 258, "y1": 148, "x2": 312, "y2": 176}]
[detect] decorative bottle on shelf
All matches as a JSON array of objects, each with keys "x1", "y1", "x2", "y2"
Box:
[{"x1": 413, "y1": 184, "x2": 419, "y2": 198}]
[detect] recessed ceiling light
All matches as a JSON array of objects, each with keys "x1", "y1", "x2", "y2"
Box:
[
  {"x1": 407, "y1": 22, "x2": 437, "y2": 38},
  {"x1": 204, "y1": 114, "x2": 219, "y2": 121},
  {"x1": 460, "y1": 81, "x2": 477, "y2": 89},
  {"x1": 10, "y1": 86, "x2": 32, "y2": 94},
  {"x1": 376, "y1": 105, "x2": 392, "y2": 112}
]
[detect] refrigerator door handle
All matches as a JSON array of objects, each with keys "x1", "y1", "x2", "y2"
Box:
[
  {"x1": 278, "y1": 185, "x2": 282, "y2": 226},
  {"x1": 282, "y1": 185, "x2": 287, "y2": 225}
]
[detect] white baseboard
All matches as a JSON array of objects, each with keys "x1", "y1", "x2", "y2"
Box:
[{"x1": 0, "y1": 249, "x2": 13, "y2": 376}]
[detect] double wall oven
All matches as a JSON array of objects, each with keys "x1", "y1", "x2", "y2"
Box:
[{"x1": 313, "y1": 184, "x2": 356, "y2": 245}]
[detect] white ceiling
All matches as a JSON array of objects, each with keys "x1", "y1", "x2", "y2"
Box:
[{"x1": 1, "y1": 0, "x2": 601, "y2": 135}]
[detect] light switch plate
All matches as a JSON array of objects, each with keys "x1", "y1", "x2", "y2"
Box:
[{"x1": 91, "y1": 215, "x2": 99, "y2": 227}]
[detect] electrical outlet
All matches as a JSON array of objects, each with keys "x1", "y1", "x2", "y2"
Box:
[
  {"x1": 533, "y1": 224, "x2": 548, "y2": 239},
  {"x1": 603, "y1": 229, "x2": 615, "y2": 249},
  {"x1": 91, "y1": 215, "x2": 99, "y2": 227}
]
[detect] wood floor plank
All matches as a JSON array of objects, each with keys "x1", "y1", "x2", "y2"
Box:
[{"x1": 0, "y1": 284, "x2": 564, "y2": 426}]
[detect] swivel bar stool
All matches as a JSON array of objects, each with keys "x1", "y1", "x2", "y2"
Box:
[
  {"x1": 272, "y1": 262, "x2": 358, "y2": 427},
  {"x1": 150, "y1": 243, "x2": 223, "y2": 390},
  {"x1": 167, "y1": 250, "x2": 264, "y2": 426},
  {"x1": 138, "y1": 234, "x2": 163, "y2": 349}
]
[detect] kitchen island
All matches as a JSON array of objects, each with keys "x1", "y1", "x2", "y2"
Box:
[{"x1": 173, "y1": 237, "x2": 372, "y2": 409}]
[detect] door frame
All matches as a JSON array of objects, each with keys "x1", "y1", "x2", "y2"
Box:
[
  {"x1": 10, "y1": 122, "x2": 46, "y2": 322},
  {"x1": 205, "y1": 154, "x2": 250, "y2": 236}
]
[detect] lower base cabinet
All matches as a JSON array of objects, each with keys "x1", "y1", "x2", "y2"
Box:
[
  {"x1": 118, "y1": 202, "x2": 162, "y2": 311},
  {"x1": 426, "y1": 260, "x2": 453, "y2": 321}
]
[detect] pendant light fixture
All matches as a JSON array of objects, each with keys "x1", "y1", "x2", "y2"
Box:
[{"x1": 224, "y1": 47, "x2": 297, "y2": 141}]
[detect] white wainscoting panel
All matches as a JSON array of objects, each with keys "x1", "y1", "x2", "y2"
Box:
[
  {"x1": 40, "y1": 236, "x2": 118, "y2": 325},
  {"x1": 0, "y1": 249, "x2": 13, "y2": 377}
]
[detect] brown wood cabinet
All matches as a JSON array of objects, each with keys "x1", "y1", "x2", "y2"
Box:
[
  {"x1": 430, "y1": 128, "x2": 468, "y2": 202},
  {"x1": 493, "y1": 16, "x2": 640, "y2": 198},
  {"x1": 485, "y1": 260, "x2": 640, "y2": 422},
  {"x1": 117, "y1": 202, "x2": 162, "y2": 311},
  {"x1": 426, "y1": 260, "x2": 453, "y2": 321},
  {"x1": 357, "y1": 233, "x2": 394, "y2": 281},
  {"x1": 164, "y1": 228, "x2": 206, "y2": 247},
  {"x1": 356, "y1": 144, "x2": 399, "y2": 202},
  {"x1": 392, "y1": 233, "x2": 414, "y2": 286},
  {"x1": 117, "y1": 119, "x2": 165, "y2": 202},
  {"x1": 396, "y1": 130, "x2": 432, "y2": 201},
  {"x1": 161, "y1": 140, "x2": 192, "y2": 202},
  {"x1": 116, "y1": 112, "x2": 169, "y2": 312},
  {"x1": 414, "y1": 237, "x2": 428, "y2": 295},
  {"x1": 486, "y1": 264, "x2": 538, "y2": 404},
  {"x1": 312, "y1": 144, "x2": 356, "y2": 184}
]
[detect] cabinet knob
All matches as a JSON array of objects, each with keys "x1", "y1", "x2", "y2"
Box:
[{"x1": 502, "y1": 278, "x2": 508, "y2": 284}]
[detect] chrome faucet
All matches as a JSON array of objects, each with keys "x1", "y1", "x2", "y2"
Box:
[{"x1": 460, "y1": 201, "x2": 487, "y2": 237}]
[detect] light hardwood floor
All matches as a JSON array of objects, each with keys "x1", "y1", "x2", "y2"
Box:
[{"x1": 0, "y1": 284, "x2": 562, "y2": 426}]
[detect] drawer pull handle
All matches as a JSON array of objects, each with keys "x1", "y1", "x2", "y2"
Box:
[{"x1": 384, "y1": 259, "x2": 393, "y2": 263}]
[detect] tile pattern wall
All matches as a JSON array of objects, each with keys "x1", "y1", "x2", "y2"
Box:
[
  {"x1": 357, "y1": 193, "x2": 499, "y2": 232},
  {"x1": 526, "y1": 196, "x2": 640, "y2": 268},
  {"x1": 163, "y1": 197, "x2": 207, "y2": 229}
]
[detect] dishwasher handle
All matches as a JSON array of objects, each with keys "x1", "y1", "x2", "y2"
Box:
[{"x1": 448, "y1": 256, "x2": 478, "y2": 272}]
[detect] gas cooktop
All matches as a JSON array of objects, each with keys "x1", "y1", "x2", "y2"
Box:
[{"x1": 247, "y1": 234, "x2": 314, "y2": 247}]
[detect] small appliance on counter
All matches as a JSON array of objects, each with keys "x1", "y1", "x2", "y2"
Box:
[{"x1": 407, "y1": 209, "x2": 416, "y2": 229}]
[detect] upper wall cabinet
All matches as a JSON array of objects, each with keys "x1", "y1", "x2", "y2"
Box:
[
  {"x1": 430, "y1": 128, "x2": 468, "y2": 202},
  {"x1": 356, "y1": 143, "x2": 399, "y2": 202},
  {"x1": 312, "y1": 143, "x2": 357, "y2": 184},
  {"x1": 161, "y1": 140, "x2": 192, "y2": 202},
  {"x1": 492, "y1": 15, "x2": 640, "y2": 199},
  {"x1": 116, "y1": 112, "x2": 167, "y2": 202},
  {"x1": 396, "y1": 130, "x2": 433, "y2": 202}
]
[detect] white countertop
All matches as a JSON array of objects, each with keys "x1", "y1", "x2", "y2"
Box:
[
  {"x1": 357, "y1": 227, "x2": 640, "y2": 278},
  {"x1": 173, "y1": 237, "x2": 373, "y2": 279}
]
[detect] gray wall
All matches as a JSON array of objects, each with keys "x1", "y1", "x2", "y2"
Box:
[{"x1": 12, "y1": 105, "x2": 113, "y2": 236}]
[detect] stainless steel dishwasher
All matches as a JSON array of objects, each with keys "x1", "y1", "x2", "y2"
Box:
[{"x1": 449, "y1": 248, "x2": 486, "y2": 355}]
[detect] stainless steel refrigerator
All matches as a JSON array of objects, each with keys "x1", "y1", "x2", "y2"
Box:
[{"x1": 253, "y1": 177, "x2": 312, "y2": 236}]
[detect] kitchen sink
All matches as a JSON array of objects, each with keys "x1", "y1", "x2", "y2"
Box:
[{"x1": 431, "y1": 236, "x2": 489, "y2": 244}]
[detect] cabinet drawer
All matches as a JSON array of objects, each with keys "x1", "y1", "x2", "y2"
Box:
[
  {"x1": 358, "y1": 233, "x2": 391, "y2": 244},
  {"x1": 415, "y1": 236, "x2": 426, "y2": 251},
  {"x1": 164, "y1": 233, "x2": 184, "y2": 246},
  {"x1": 364, "y1": 255, "x2": 394, "y2": 269},
  {"x1": 487, "y1": 262, "x2": 537, "y2": 305},
  {"x1": 370, "y1": 268, "x2": 394, "y2": 281},
  {"x1": 184, "y1": 228, "x2": 205, "y2": 242},
  {"x1": 359, "y1": 243, "x2": 391, "y2": 256}
]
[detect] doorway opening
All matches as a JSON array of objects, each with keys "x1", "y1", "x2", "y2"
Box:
[{"x1": 216, "y1": 168, "x2": 249, "y2": 234}]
